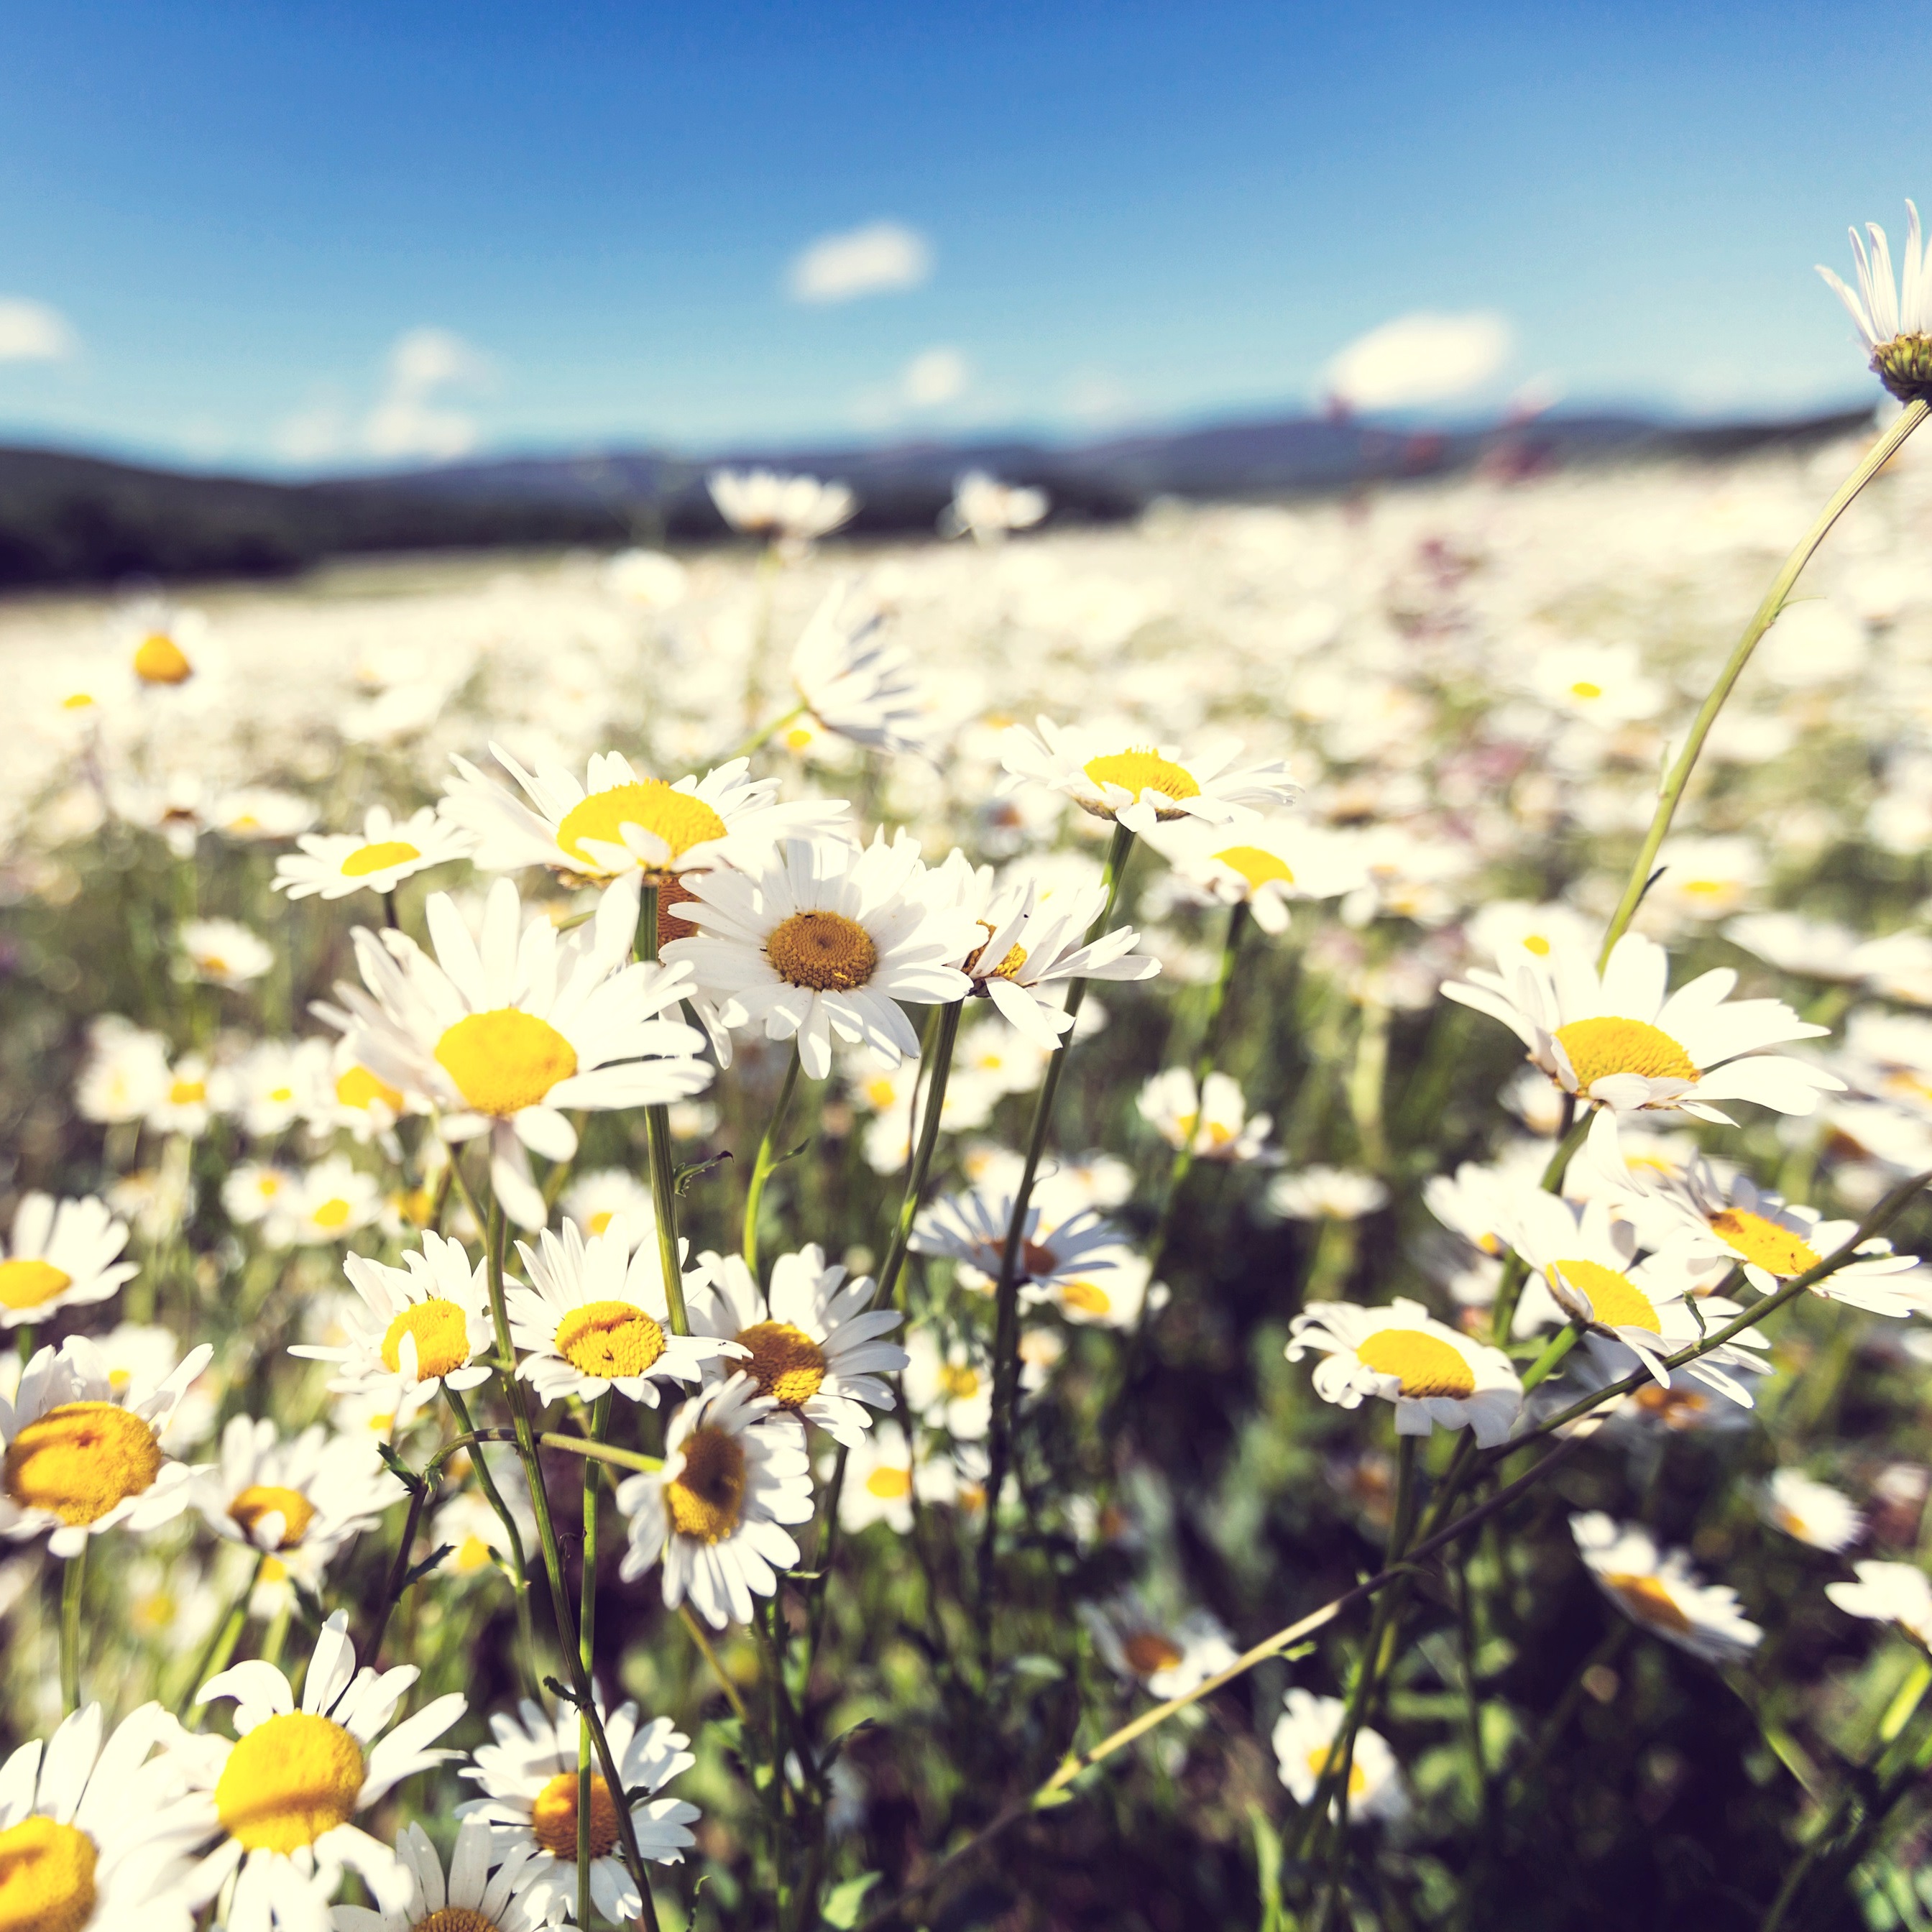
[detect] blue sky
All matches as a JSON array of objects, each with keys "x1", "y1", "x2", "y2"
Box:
[{"x1": 0, "y1": 1, "x2": 1922, "y2": 471}]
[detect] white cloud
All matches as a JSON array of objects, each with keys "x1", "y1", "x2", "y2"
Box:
[
  {"x1": 0, "y1": 298, "x2": 77, "y2": 361},
  {"x1": 1325, "y1": 311, "x2": 1513, "y2": 411},
  {"x1": 787, "y1": 221, "x2": 932, "y2": 303},
  {"x1": 901, "y1": 346, "x2": 970, "y2": 408},
  {"x1": 272, "y1": 402, "x2": 350, "y2": 464},
  {"x1": 362, "y1": 326, "x2": 492, "y2": 462},
  {"x1": 1062, "y1": 369, "x2": 1134, "y2": 427}
]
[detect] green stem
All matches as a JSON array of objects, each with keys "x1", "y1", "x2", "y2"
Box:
[
  {"x1": 875, "y1": 999, "x2": 964, "y2": 1310},
  {"x1": 579, "y1": 1392, "x2": 611, "y2": 1931},
  {"x1": 178, "y1": 1552, "x2": 267, "y2": 1719},
  {"x1": 443, "y1": 1385, "x2": 542, "y2": 1698},
  {"x1": 1599, "y1": 398, "x2": 1928, "y2": 967},
  {"x1": 742, "y1": 1044, "x2": 804, "y2": 1281},
  {"x1": 60, "y1": 1544, "x2": 87, "y2": 1713},
  {"x1": 727, "y1": 699, "x2": 810, "y2": 763},
  {"x1": 638, "y1": 882, "x2": 691, "y2": 1337}
]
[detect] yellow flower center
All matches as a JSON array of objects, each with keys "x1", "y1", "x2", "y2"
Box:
[
  {"x1": 937, "y1": 1363, "x2": 981, "y2": 1400},
  {"x1": 1550, "y1": 1258, "x2": 1662, "y2": 1333},
  {"x1": 865, "y1": 1464, "x2": 913, "y2": 1499},
  {"x1": 1708, "y1": 1209, "x2": 1822, "y2": 1277},
  {"x1": 60, "y1": 692, "x2": 96, "y2": 711},
  {"x1": 1602, "y1": 1571, "x2": 1692, "y2": 1635},
  {"x1": 1304, "y1": 1747, "x2": 1369, "y2": 1799},
  {"x1": 530, "y1": 1771, "x2": 621, "y2": 1860},
  {"x1": 229, "y1": 1484, "x2": 318, "y2": 1549},
  {"x1": 3, "y1": 1402, "x2": 161, "y2": 1525},
  {"x1": 1552, "y1": 1016, "x2": 1698, "y2": 1090},
  {"x1": 169, "y1": 1077, "x2": 207, "y2": 1105},
  {"x1": 213, "y1": 1710, "x2": 365, "y2": 1854},
  {"x1": 765, "y1": 910, "x2": 879, "y2": 991},
  {"x1": 735, "y1": 1320, "x2": 828, "y2": 1408},
  {"x1": 310, "y1": 1197, "x2": 354, "y2": 1231},
  {"x1": 586, "y1": 1210, "x2": 616, "y2": 1235},
  {"x1": 1082, "y1": 749, "x2": 1201, "y2": 812},
  {"x1": 1353, "y1": 1329, "x2": 1476, "y2": 1399},
  {"x1": 0, "y1": 1260, "x2": 73, "y2": 1312},
  {"x1": 555, "y1": 1300, "x2": 667, "y2": 1380},
  {"x1": 0, "y1": 1816, "x2": 98, "y2": 1932},
  {"x1": 434, "y1": 1010, "x2": 578, "y2": 1116},
  {"x1": 1523, "y1": 934, "x2": 1552, "y2": 955},
  {"x1": 380, "y1": 1299, "x2": 472, "y2": 1379},
  {"x1": 1215, "y1": 845, "x2": 1296, "y2": 890},
  {"x1": 555, "y1": 781, "x2": 727, "y2": 873},
  {"x1": 336, "y1": 1064, "x2": 405, "y2": 1113},
  {"x1": 1569, "y1": 680, "x2": 1603, "y2": 699},
  {"x1": 1121, "y1": 1630, "x2": 1184, "y2": 1675},
  {"x1": 340, "y1": 840, "x2": 420, "y2": 878},
  {"x1": 132, "y1": 633, "x2": 193, "y2": 684},
  {"x1": 420, "y1": 1911, "x2": 501, "y2": 1932},
  {"x1": 1059, "y1": 1279, "x2": 1114, "y2": 1317},
  {"x1": 666, "y1": 1425, "x2": 748, "y2": 1542}
]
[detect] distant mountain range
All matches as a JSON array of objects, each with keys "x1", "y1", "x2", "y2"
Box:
[{"x1": 0, "y1": 405, "x2": 1873, "y2": 589}]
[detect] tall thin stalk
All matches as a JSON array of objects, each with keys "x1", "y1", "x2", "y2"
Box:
[
  {"x1": 742, "y1": 1044, "x2": 804, "y2": 1279},
  {"x1": 638, "y1": 881, "x2": 691, "y2": 1336}
]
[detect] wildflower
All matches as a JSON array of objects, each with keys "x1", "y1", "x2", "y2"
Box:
[
  {"x1": 177, "y1": 919, "x2": 274, "y2": 990},
  {"x1": 175, "y1": 1611, "x2": 465, "y2": 1928},
  {"x1": 1138, "y1": 1068, "x2": 1274, "y2": 1163},
  {"x1": 1271, "y1": 1689, "x2": 1404, "y2": 1822},
  {"x1": 456, "y1": 1698, "x2": 699, "y2": 1923},
  {"x1": 0, "y1": 1192, "x2": 136, "y2": 1329},
  {"x1": 1463, "y1": 900, "x2": 1600, "y2": 977},
  {"x1": 902, "y1": 1325, "x2": 993, "y2": 1438},
  {"x1": 837, "y1": 1424, "x2": 981, "y2": 1533},
  {"x1": 207, "y1": 787, "x2": 318, "y2": 845},
  {"x1": 274, "y1": 805, "x2": 472, "y2": 901},
  {"x1": 615, "y1": 1375, "x2": 814, "y2": 1627},
  {"x1": 304, "y1": 1041, "x2": 415, "y2": 1144},
  {"x1": 689, "y1": 1244, "x2": 906, "y2": 1445},
  {"x1": 326, "y1": 1815, "x2": 549, "y2": 1931},
  {"x1": 1818, "y1": 201, "x2": 1932, "y2": 401},
  {"x1": 1082, "y1": 1596, "x2": 1238, "y2": 1698},
  {"x1": 911, "y1": 1183, "x2": 1133, "y2": 1323},
  {"x1": 789, "y1": 584, "x2": 932, "y2": 755},
  {"x1": 74, "y1": 1016, "x2": 172, "y2": 1126},
  {"x1": 940, "y1": 470, "x2": 1049, "y2": 541},
  {"x1": 272, "y1": 1158, "x2": 384, "y2": 1248},
  {"x1": 1760, "y1": 1470, "x2": 1864, "y2": 1553},
  {"x1": 147, "y1": 1051, "x2": 226, "y2": 1140},
  {"x1": 559, "y1": 1167, "x2": 657, "y2": 1241},
  {"x1": 1570, "y1": 1512, "x2": 1762, "y2": 1662},
  {"x1": 1827, "y1": 1560, "x2": 1932, "y2": 1644},
  {"x1": 708, "y1": 466, "x2": 855, "y2": 546},
  {"x1": 507, "y1": 1218, "x2": 731, "y2": 1408},
  {"x1": 194, "y1": 1417, "x2": 401, "y2": 1583},
  {"x1": 1527, "y1": 640, "x2": 1665, "y2": 724},
  {"x1": 224, "y1": 1164, "x2": 297, "y2": 1230},
  {"x1": 1144, "y1": 815, "x2": 1368, "y2": 932},
  {"x1": 229, "y1": 1039, "x2": 331, "y2": 1139},
  {"x1": 666, "y1": 833, "x2": 975, "y2": 1078},
  {"x1": 0, "y1": 1336, "x2": 211, "y2": 1557},
  {"x1": 1287, "y1": 1299, "x2": 1522, "y2": 1445},
  {"x1": 1264, "y1": 1167, "x2": 1389, "y2": 1220},
  {"x1": 1001, "y1": 717, "x2": 1296, "y2": 835},
  {"x1": 325, "y1": 876, "x2": 712, "y2": 1225},
  {"x1": 1647, "y1": 834, "x2": 1765, "y2": 925},
  {"x1": 1443, "y1": 930, "x2": 1839, "y2": 1121}
]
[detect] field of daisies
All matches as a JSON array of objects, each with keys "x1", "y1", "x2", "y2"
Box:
[{"x1": 10, "y1": 225, "x2": 1932, "y2": 1932}]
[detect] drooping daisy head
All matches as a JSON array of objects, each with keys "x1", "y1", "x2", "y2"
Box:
[
  {"x1": 615, "y1": 1375, "x2": 815, "y2": 1628},
  {"x1": 1143, "y1": 814, "x2": 1365, "y2": 933},
  {"x1": 442, "y1": 743, "x2": 850, "y2": 887},
  {"x1": 689, "y1": 1244, "x2": 906, "y2": 1445},
  {"x1": 708, "y1": 466, "x2": 856, "y2": 546},
  {"x1": 456, "y1": 1697, "x2": 699, "y2": 1926},
  {"x1": 1760, "y1": 1469, "x2": 1864, "y2": 1554},
  {"x1": 1081, "y1": 1595, "x2": 1238, "y2": 1700},
  {"x1": 274, "y1": 805, "x2": 474, "y2": 903},
  {"x1": 1000, "y1": 717, "x2": 1297, "y2": 837},
  {"x1": 0, "y1": 1192, "x2": 136, "y2": 1330},
  {"x1": 0, "y1": 1335, "x2": 211, "y2": 1558},
  {"x1": 507, "y1": 1217, "x2": 732, "y2": 1408},
  {"x1": 1570, "y1": 1512, "x2": 1762, "y2": 1664},
  {"x1": 176, "y1": 1611, "x2": 466, "y2": 1929},
  {"x1": 910, "y1": 1183, "x2": 1134, "y2": 1321},
  {"x1": 1286, "y1": 1298, "x2": 1522, "y2": 1447},
  {"x1": 788, "y1": 582, "x2": 934, "y2": 755},
  {"x1": 1271, "y1": 1688, "x2": 1405, "y2": 1823},
  {"x1": 940, "y1": 469, "x2": 1049, "y2": 542},
  {"x1": 666, "y1": 832, "x2": 975, "y2": 1079},
  {"x1": 1818, "y1": 201, "x2": 1932, "y2": 400},
  {"x1": 326, "y1": 1815, "x2": 548, "y2": 1932}
]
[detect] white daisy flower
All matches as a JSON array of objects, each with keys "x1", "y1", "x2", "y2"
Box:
[
  {"x1": 689, "y1": 1244, "x2": 905, "y2": 1445},
  {"x1": 175, "y1": 1611, "x2": 466, "y2": 1929},
  {"x1": 0, "y1": 1335, "x2": 211, "y2": 1557},
  {"x1": 708, "y1": 466, "x2": 855, "y2": 545},
  {"x1": 1000, "y1": 717, "x2": 1297, "y2": 837},
  {"x1": 441, "y1": 744, "x2": 847, "y2": 885},
  {"x1": 837, "y1": 1423, "x2": 979, "y2": 1535},
  {"x1": 178, "y1": 919, "x2": 275, "y2": 990},
  {"x1": 1570, "y1": 1512, "x2": 1762, "y2": 1663},
  {"x1": 1463, "y1": 900, "x2": 1601, "y2": 978},
  {"x1": 1827, "y1": 1560, "x2": 1932, "y2": 1644},
  {"x1": 902, "y1": 1325, "x2": 993, "y2": 1439},
  {"x1": 1286, "y1": 1299, "x2": 1522, "y2": 1446},
  {"x1": 1527, "y1": 640, "x2": 1665, "y2": 724},
  {"x1": 194, "y1": 1418, "x2": 402, "y2": 1583},
  {"x1": 1138, "y1": 1068, "x2": 1274, "y2": 1164},
  {"x1": 146, "y1": 1052, "x2": 226, "y2": 1140},
  {"x1": 208, "y1": 787, "x2": 318, "y2": 845},
  {"x1": 0, "y1": 1701, "x2": 210, "y2": 1932},
  {"x1": 939, "y1": 469, "x2": 1048, "y2": 542},
  {"x1": 507, "y1": 1217, "x2": 731, "y2": 1409},
  {"x1": 1760, "y1": 1470, "x2": 1864, "y2": 1553},
  {"x1": 328, "y1": 1816, "x2": 547, "y2": 1932},
  {"x1": 74, "y1": 1016, "x2": 172, "y2": 1126},
  {"x1": 615, "y1": 1375, "x2": 814, "y2": 1628},
  {"x1": 456, "y1": 1697, "x2": 699, "y2": 1925},
  {"x1": 1141, "y1": 815, "x2": 1367, "y2": 933},
  {"x1": 118, "y1": 603, "x2": 223, "y2": 702},
  {"x1": 1082, "y1": 1595, "x2": 1238, "y2": 1699},
  {"x1": 224, "y1": 1164, "x2": 297, "y2": 1230},
  {"x1": 559, "y1": 1167, "x2": 658, "y2": 1242},
  {"x1": 1271, "y1": 1689, "x2": 1404, "y2": 1823},
  {"x1": 911, "y1": 1182, "x2": 1128, "y2": 1314},
  {"x1": 270, "y1": 1158, "x2": 384, "y2": 1248},
  {"x1": 666, "y1": 832, "x2": 975, "y2": 1079},
  {"x1": 290, "y1": 1231, "x2": 497, "y2": 1422},
  {"x1": 323, "y1": 875, "x2": 712, "y2": 1226},
  {"x1": 0, "y1": 1192, "x2": 136, "y2": 1328},
  {"x1": 275, "y1": 806, "x2": 474, "y2": 902},
  {"x1": 1264, "y1": 1167, "x2": 1389, "y2": 1221},
  {"x1": 1726, "y1": 911, "x2": 1868, "y2": 986},
  {"x1": 1443, "y1": 930, "x2": 1839, "y2": 1122},
  {"x1": 303, "y1": 1041, "x2": 415, "y2": 1144},
  {"x1": 788, "y1": 583, "x2": 933, "y2": 755},
  {"x1": 1818, "y1": 201, "x2": 1932, "y2": 399},
  {"x1": 230, "y1": 1039, "x2": 333, "y2": 1140}
]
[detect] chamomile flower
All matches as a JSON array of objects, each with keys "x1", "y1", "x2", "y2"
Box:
[
  {"x1": 708, "y1": 466, "x2": 856, "y2": 546},
  {"x1": 271, "y1": 1158, "x2": 383, "y2": 1248},
  {"x1": 177, "y1": 919, "x2": 274, "y2": 990},
  {"x1": 442, "y1": 744, "x2": 847, "y2": 886},
  {"x1": 688, "y1": 1245, "x2": 905, "y2": 1445},
  {"x1": 837, "y1": 1423, "x2": 978, "y2": 1534},
  {"x1": 789, "y1": 583, "x2": 933, "y2": 755},
  {"x1": 1082, "y1": 1595, "x2": 1238, "y2": 1698},
  {"x1": 147, "y1": 1052, "x2": 225, "y2": 1139},
  {"x1": 1142, "y1": 815, "x2": 1367, "y2": 932},
  {"x1": 666, "y1": 832, "x2": 975, "y2": 1079},
  {"x1": 0, "y1": 1192, "x2": 136, "y2": 1328},
  {"x1": 118, "y1": 603, "x2": 222, "y2": 702},
  {"x1": 902, "y1": 1325, "x2": 993, "y2": 1439},
  {"x1": 74, "y1": 1016, "x2": 172, "y2": 1125},
  {"x1": 291, "y1": 1231, "x2": 496, "y2": 1422},
  {"x1": 0, "y1": 1701, "x2": 208, "y2": 1932},
  {"x1": 1570, "y1": 1512, "x2": 1762, "y2": 1663},
  {"x1": 1443, "y1": 930, "x2": 1839, "y2": 1122},
  {"x1": 1138, "y1": 1068, "x2": 1274, "y2": 1163},
  {"x1": 911, "y1": 1184, "x2": 1126, "y2": 1308},
  {"x1": 177, "y1": 1611, "x2": 466, "y2": 1929},
  {"x1": 559, "y1": 1168, "x2": 658, "y2": 1241},
  {"x1": 1000, "y1": 717, "x2": 1297, "y2": 836},
  {"x1": 940, "y1": 469, "x2": 1049, "y2": 542},
  {"x1": 275, "y1": 806, "x2": 473, "y2": 901},
  {"x1": 615, "y1": 1375, "x2": 814, "y2": 1628},
  {"x1": 324, "y1": 875, "x2": 712, "y2": 1225},
  {"x1": 224, "y1": 1164, "x2": 297, "y2": 1230},
  {"x1": 1264, "y1": 1167, "x2": 1389, "y2": 1221},
  {"x1": 328, "y1": 1816, "x2": 547, "y2": 1932},
  {"x1": 208, "y1": 787, "x2": 318, "y2": 845},
  {"x1": 0, "y1": 1335, "x2": 211, "y2": 1558},
  {"x1": 1271, "y1": 1689, "x2": 1405, "y2": 1823},
  {"x1": 1827, "y1": 1560, "x2": 1932, "y2": 1644},
  {"x1": 506, "y1": 1217, "x2": 730, "y2": 1408},
  {"x1": 194, "y1": 1418, "x2": 401, "y2": 1583},
  {"x1": 1760, "y1": 1470, "x2": 1864, "y2": 1553},
  {"x1": 1818, "y1": 201, "x2": 1932, "y2": 400},
  {"x1": 230, "y1": 1039, "x2": 331, "y2": 1139},
  {"x1": 1286, "y1": 1299, "x2": 1522, "y2": 1445},
  {"x1": 456, "y1": 1698, "x2": 699, "y2": 1925},
  {"x1": 305, "y1": 1042, "x2": 415, "y2": 1144}
]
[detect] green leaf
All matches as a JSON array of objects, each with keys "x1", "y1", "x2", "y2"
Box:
[{"x1": 820, "y1": 1872, "x2": 882, "y2": 1928}]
